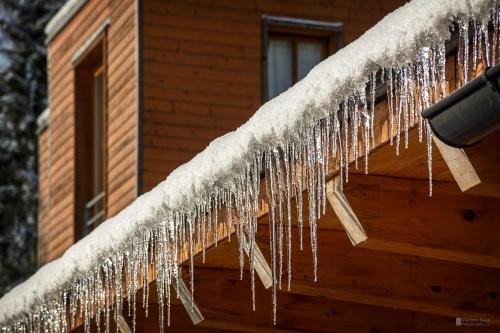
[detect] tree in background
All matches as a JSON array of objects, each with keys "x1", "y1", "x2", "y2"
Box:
[{"x1": 0, "y1": 0, "x2": 63, "y2": 297}]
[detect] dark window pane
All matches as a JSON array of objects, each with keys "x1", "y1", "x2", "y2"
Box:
[{"x1": 93, "y1": 72, "x2": 104, "y2": 196}]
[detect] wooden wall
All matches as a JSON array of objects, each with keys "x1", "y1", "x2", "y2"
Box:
[
  {"x1": 141, "y1": 0, "x2": 406, "y2": 191},
  {"x1": 37, "y1": 128, "x2": 50, "y2": 264},
  {"x1": 39, "y1": 0, "x2": 137, "y2": 264}
]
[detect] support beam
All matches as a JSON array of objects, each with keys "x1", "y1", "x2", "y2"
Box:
[
  {"x1": 433, "y1": 136, "x2": 481, "y2": 192},
  {"x1": 243, "y1": 234, "x2": 273, "y2": 289},
  {"x1": 176, "y1": 271, "x2": 204, "y2": 325},
  {"x1": 118, "y1": 315, "x2": 132, "y2": 333},
  {"x1": 326, "y1": 177, "x2": 367, "y2": 245}
]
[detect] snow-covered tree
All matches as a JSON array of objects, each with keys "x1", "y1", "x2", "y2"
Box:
[{"x1": 0, "y1": 0, "x2": 63, "y2": 297}]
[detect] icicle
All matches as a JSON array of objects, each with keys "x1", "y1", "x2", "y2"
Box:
[
  {"x1": 114, "y1": 254, "x2": 124, "y2": 333},
  {"x1": 314, "y1": 125, "x2": 324, "y2": 221},
  {"x1": 321, "y1": 120, "x2": 328, "y2": 217},
  {"x1": 472, "y1": 20, "x2": 478, "y2": 73},
  {"x1": 250, "y1": 157, "x2": 261, "y2": 312},
  {"x1": 142, "y1": 231, "x2": 150, "y2": 319},
  {"x1": 457, "y1": 18, "x2": 469, "y2": 84},
  {"x1": 272, "y1": 148, "x2": 284, "y2": 289},
  {"x1": 201, "y1": 205, "x2": 206, "y2": 263},
  {"x1": 493, "y1": 3, "x2": 499, "y2": 65},
  {"x1": 437, "y1": 43, "x2": 446, "y2": 99},
  {"x1": 458, "y1": 20, "x2": 463, "y2": 80},
  {"x1": 387, "y1": 69, "x2": 394, "y2": 145},
  {"x1": 342, "y1": 99, "x2": 350, "y2": 182},
  {"x1": 482, "y1": 24, "x2": 490, "y2": 67},
  {"x1": 426, "y1": 121, "x2": 433, "y2": 197},
  {"x1": 226, "y1": 192, "x2": 233, "y2": 242},
  {"x1": 306, "y1": 128, "x2": 318, "y2": 283},
  {"x1": 187, "y1": 212, "x2": 195, "y2": 312},
  {"x1": 266, "y1": 151, "x2": 278, "y2": 325},
  {"x1": 429, "y1": 47, "x2": 438, "y2": 102},
  {"x1": 236, "y1": 187, "x2": 245, "y2": 281},
  {"x1": 408, "y1": 64, "x2": 416, "y2": 126},
  {"x1": 283, "y1": 144, "x2": 292, "y2": 290},
  {"x1": 294, "y1": 142, "x2": 304, "y2": 251},
  {"x1": 350, "y1": 96, "x2": 360, "y2": 170},
  {"x1": 395, "y1": 68, "x2": 403, "y2": 155},
  {"x1": 336, "y1": 110, "x2": 344, "y2": 188},
  {"x1": 103, "y1": 260, "x2": 111, "y2": 333},
  {"x1": 369, "y1": 71, "x2": 376, "y2": 142},
  {"x1": 359, "y1": 91, "x2": 370, "y2": 174},
  {"x1": 214, "y1": 192, "x2": 219, "y2": 247},
  {"x1": 420, "y1": 47, "x2": 431, "y2": 110},
  {"x1": 477, "y1": 22, "x2": 484, "y2": 67},
  {"x1": 462, "y1": 19, "x2": 470, "y2": 84},
  {"x1": 403, "y1": 66, "x2": 410, "y2": 149}
]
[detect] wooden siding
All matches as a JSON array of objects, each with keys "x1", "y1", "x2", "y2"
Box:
[
  {"x1": 39, "y1": 0, "x2": 137, "y2": 264},
  {"x1": 141, "y1": 0, "x2": 406, "y2": 192},
  {"x1": 37, "y1": 129, "x2": 50, "y2": 264}
]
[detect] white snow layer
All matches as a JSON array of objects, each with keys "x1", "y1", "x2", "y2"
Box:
[{"x1": 0, "y1": 0, "x2": 495, "y2": 326}]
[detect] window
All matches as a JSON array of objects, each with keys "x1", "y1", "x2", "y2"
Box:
[
  {"x1": 267, "y1": 35, "x2": 327, "y2": 99},
  {"x1": 262, "y1": 15, "x2": 343, "y2": 101},
  {"x1": 74, "y1": 37, "x2": 106, "y2": 240}
]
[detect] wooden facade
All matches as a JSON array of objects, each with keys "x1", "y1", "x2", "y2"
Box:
[
  {"x1": 37, "y1": 0, "x2": 500, "y2": 332},
  {"x1": 39, "y1": 0, "x2": 137, "y2": 263}
]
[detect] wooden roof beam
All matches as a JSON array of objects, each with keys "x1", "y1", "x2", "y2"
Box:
[
  {"x1": 243, "y1": 233, "x2": 273, "y2": 289},
  {"x1": 326, "y1": 177, "x2": 367, "y2": 245},
  {"x1": 176, "y1": 270, "x2": 204, "y2": 325},
  {"x1": 117, "y1": 315, "x2": 132, "y2": 333},
  {"x1": 433, "y1": 136, "x2": 481, "y2": 192}
]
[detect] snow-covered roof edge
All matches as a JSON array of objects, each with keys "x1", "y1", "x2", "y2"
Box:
[
  {"x1": 45, "y1": 0, "x2": 89, "y2": 44},
  {"x1": 1, "y1": 0, "x2": 496, "y2": 329},
  {"x1": 36, "y1": 108, "x2": 50, "y2": 134}
]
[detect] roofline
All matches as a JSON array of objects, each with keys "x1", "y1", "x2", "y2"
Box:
[
  {"x1": 261, "y1": 15, "x2": 344, "y2": 32},
  {"x1": 45, "y1": 0, "x2": 89, "y2": 44},
  {"x1": 36, "y1": 108, "x2": 50, "y2": 135}
]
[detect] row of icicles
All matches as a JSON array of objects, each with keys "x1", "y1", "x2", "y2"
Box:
[{"x1": 2, "y1": 11, "x2": 499, "y2": 333}]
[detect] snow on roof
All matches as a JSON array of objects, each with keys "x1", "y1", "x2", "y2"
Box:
[
  {"x1": 0, "y1": 0, "x2": 496, "y2": 330},
  {"x1": 45, "y1": 0, "x2": 89, "y2": 43}
]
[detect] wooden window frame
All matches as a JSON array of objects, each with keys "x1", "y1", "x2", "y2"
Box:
[
  {"x1": 74, "y1": 30, "x2": 108, "y2": 241},
  {"x1": 268, "y1": 33, "x2": 329, "y2": 86},
  {"x1": 261, "y1": 15, "x2": 344, "y2": 102}
]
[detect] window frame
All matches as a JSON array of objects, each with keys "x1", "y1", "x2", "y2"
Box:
[
  {"x1": 267, "y1": 33, "x2": 329, "y2": 98},
  {"x1": 261, "y1": 15, "x2": 344, "y2": 102},
  {"x1": 73, "y1": 28, "x2": 108, "y2": 240}
]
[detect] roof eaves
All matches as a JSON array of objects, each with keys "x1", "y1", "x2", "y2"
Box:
[
  {"x1": 45, "y1": 0, "x2": 89, "y2": 44},
  {"x1": 36, "y1": 108, "x2": 50, "y2": 135}
]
